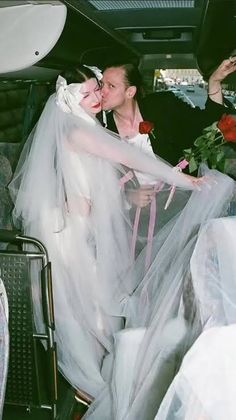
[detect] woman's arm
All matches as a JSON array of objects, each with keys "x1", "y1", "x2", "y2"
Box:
[{"x1": 70, "y1": 123, "x2": 199, "y2": 190}]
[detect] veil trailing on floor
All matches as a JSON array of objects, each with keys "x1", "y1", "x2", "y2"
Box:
[
  {"x1": 8, "y1": 71, "x2": 236, "y2": 417},
  {"x1": 84, "y1": 169, "x2": 235, "y2": 420},
  {"x1": 9, "y1": 91, "x2": 199, "y2": 398},
  {"x1": 155, "y1": 324, "x2": 236, "y2": 420},
  {"x1": 155, "y1": 217, "x2": 236, "y2": 420},
  {"x1": 9, "y1": 88, "x2": 236, "y2": 414}
]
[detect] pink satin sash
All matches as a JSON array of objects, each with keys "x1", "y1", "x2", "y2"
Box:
[
  {"x1": 119, "y1": 159, "x2": 189, "y2": 271},
  {"x1": 130, "y1": 182, "x2": 164, "y2": 270}
]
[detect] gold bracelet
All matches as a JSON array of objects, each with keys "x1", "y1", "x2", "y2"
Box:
[{"x1": 208, "y1": 87, "x2": 221, "y2": 96}]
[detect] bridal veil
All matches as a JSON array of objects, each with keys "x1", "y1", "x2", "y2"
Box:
[{"x1": 9, "y1": 88, "x2": 236, "y2": 415}]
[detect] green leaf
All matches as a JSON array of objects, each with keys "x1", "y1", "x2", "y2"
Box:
[
  {"x1": 216, "y1": 150, "x2": 225, "y2": 163},
  {"x1": 217, "y1": 158, "x2": 226, "y2": 172},
  {"x1": 183, "y1": 148, "x2": 192, "y2": 154},
  {"x1": 189, "y1": 157, "x2": 198, "y2": 173},
  {"x1": 194, "y1": 136, "x2": 205, "y2": 147}
]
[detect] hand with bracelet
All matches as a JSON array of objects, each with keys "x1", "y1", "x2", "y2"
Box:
[{"x1": 208, "y1": 55, "x2": 236, "y2": 104}]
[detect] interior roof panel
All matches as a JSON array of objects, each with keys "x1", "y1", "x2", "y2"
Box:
[
  {"x1": 3, "y1": 0, "x2": 232, "y2": 81},
  {"x1": 88, "y1": 1, "x2": 196, "y2": 10},
  {"x1": 98, "y1": 9, "x2": 203, "y2": 28}
]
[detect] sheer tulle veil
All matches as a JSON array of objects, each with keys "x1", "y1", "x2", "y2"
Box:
[
  {"x1": 85, "y1": 167, "x2": 235, "y2": 420},
  {"x1": 9, "y1": 93, "x2": 138, "y2": 395},
  {"x1": 8, "y1": 72, "x2": 236, "y2": 417},
  {"x1": 8, "y1": 79, "x2": 195, "y2": 395},
  {"x1": 155, "y1": 216, "x2": 236, "y2": 420}
]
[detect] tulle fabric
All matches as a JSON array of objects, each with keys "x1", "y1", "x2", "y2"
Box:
[
  {"x1": 155, "y1": 325, "x2": 236, "y2": 420},
  {"x1": 9, "y1": 92, "x2": 236, "y2": 416},
  {"x1": 152, "y1": 216, "x2": 236, "y2": 420},
  {"x1": 190, "y1": 216, "x2": 236, "y2": 327},
  {"x1": 9, "y1": 93, "x2": 196, "y2": 398},
  {"x1": 112, "y1": 328, "x2": 146, "y2": 419},
  {"x1": 84, "y1": 170, "x2": 235, "y2": 420}
]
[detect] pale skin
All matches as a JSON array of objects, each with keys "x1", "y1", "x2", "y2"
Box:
[
  {"x1": 101, "y1": 57, "x2": 236, "y2": 207},
  {"x1": 69, "y1": 77, "x2": 102, "y2": 216},
  {"x1": 72, "y1": 77, "x2": 204, "y2": 214}
]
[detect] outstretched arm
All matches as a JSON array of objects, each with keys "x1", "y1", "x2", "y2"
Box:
[{"x1": 70, "y1": 123, "x2": 199, "y2": 190}]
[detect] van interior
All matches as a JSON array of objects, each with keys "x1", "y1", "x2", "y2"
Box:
[{"x1": 0, "y1": 1, "x2": 235, "y2": 419}]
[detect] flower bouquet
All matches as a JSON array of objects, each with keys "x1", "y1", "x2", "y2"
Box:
[{"x1": 181, "y1": 114, "x2": 236, "y2": 176}]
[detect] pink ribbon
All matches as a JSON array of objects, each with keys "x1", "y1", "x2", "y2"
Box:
[
  {"x1": 119, "y1": 171, "x2": 134, "y2": 190},
  {"x1": 164, "y1": 159, "x2": 189, "y2": 210},
  {"x1": 121, "y1": 158, "x2": 190, "y2": 272},
  {"x1": 131, "y1": 206, "x2": 141, "y2": 261},
  {"x1": 131, "y1": 182, "x2": 164, "y2": 271},
  {"x1": 178, "y1": 159, "x2": 189, "y2": 170},
  {"x1": 145, "y1": 182, "x2": 164, "y2": 270}
]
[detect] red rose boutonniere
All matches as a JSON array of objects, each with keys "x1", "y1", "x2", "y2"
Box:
[
  {"x1": 139, "y1": 121, "x2": 156, "y2": 139},
  {"x1": 181, "y1": 113, "x2": 236, "y2": 173}
]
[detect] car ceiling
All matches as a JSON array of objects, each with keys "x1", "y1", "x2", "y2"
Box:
[
  {"x1": 46, "y1": 0, "x2": 236, "y2": 80},
  {"x1": 1, "y1": 0, "x2": 236, "y2": 82}
]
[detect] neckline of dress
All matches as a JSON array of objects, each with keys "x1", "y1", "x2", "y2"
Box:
[{"x1": 123, "y1": 132, "x2": 148, "y2": 141}]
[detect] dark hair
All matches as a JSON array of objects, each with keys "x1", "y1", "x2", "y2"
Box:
[
  {"x1": 103, "y1": 61, "x2": 144, "y2": 101},
  {"x1": 60, "y1": 65, "x2": 99, "y2": 85}
]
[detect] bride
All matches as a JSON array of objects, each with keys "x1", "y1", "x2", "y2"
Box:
[{"x1": 9, "y1": 65, "x2": 235, "y2": 418}]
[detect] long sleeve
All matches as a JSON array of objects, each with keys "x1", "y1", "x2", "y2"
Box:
[{"x1": 70, "y1": 122, "x2": 194, "y2": 190}]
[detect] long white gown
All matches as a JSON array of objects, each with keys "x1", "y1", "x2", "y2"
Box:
[
  {"x1": 85, "y1": 178, "x2": 235, "y2": 420},
  {"x1": 155, "y1": 324, "x2": 236, "y2": 420},
  {"x1": 83, "y1": 171, "x2": 236, "y2": 417},
  {"x1": 9, "y1": 93, "x2": 197, "y2": 398},
  {"x1": 155, "y1": 217, "x2": 236, "y2": 420},
  {"x1": 9, "y1": 93, "x2": 236, "y2": 417}
]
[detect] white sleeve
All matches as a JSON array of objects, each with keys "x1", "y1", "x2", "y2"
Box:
[{"x1": 70, "y1": 123, "x2": 194, "y2": 190}]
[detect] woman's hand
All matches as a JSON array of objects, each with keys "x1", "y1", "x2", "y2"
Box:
[{"x1": 184, "y1": 174, "x2": 207, "y2": 190}]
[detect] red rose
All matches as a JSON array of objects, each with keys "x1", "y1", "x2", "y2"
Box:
[
  {"x1": 217, "y1": 114, "x2": 236, "y2": 142},
  {"x1": 139, "y1": 121, "x2": 155, "y2": 135}
]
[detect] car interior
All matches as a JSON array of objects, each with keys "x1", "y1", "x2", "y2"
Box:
[{"x1": 0, "y1": 1, "x2": 235, "y2": 419}]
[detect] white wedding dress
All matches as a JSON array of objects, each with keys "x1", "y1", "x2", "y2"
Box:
[
  {"x1": 155, "y1": 324, "x2": 236, "y2": 420},
  {"x1": 9, "y1": 93, "x2": 236, "y2": 417},
  {"x1": 9, "y1": 93, "x2": 197, "y2": 398},
  {"x1": 155, "y1": 217, "x2": 236, "y2": 420},
  {"x1": 84, "y1": 176, "x2": 235, "y2": 420}
]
